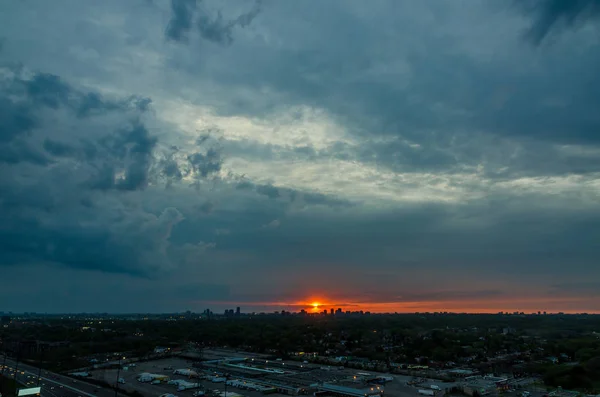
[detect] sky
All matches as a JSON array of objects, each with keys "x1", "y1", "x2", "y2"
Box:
[{"x1": 1, "y1": 0, "x2": 600, "y2": 314}]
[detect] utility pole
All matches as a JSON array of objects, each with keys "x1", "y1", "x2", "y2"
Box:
[
  {"x1": 13, "y1": 341, "x2": 21, "y2": 382},
  {"x1": 196, "y1": 346, "x2": 206, "y2": 397},
  {"x1": 1, "y1": 341, "x2": 7, "y2": 391},
  {"x1": 223, "y1": 373, "x2": 230, "y2": 397},
  {"x1": 114, "y1": 356, "x2": 125, "y2": 397},
  {"x1": 36, "y1": 345, "x2": 45, "y2": 387}
]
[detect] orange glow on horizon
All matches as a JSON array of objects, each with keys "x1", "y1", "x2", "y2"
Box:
[
  {"x1": 195, "y1": 295, "x2": 600, "y2": 315},
  {"x1": 310, "y1": 301, "x2": 325, "y2": 312}
]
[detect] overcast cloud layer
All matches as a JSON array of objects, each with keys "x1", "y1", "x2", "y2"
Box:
[{"x1": 1, "y1": 0, "x2": 599, "y2": 313}]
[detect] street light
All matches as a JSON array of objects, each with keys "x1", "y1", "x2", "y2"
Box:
[
  {"x1": 114, "y1": 356, "x2": 126, "y2": 397},
  {"x1": 13, "y1": 341, "x2": 22, "y2": 383},
  {"x1": 37, "y1": 346, "x2": 45, "y2": 387},
  {"x1": 223, "y1": 373, "x2": 231, "y2": 397},
  {"x1": 1, "y1": 342, "x2": 7, "y2": 392}
]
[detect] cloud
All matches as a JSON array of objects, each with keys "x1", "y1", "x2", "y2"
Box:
[
  {"x1": 1, "y1": 0, "x2": 600, "y2": 312},
  {"x1": 165, "y1": 0, "x2": 197, "y2": 43},
  {"x1": 0, "y1": 264, "x2": 231, "y2": 313},
  {"x1": 550, "y1": 282, "x2": 600, "y2": 298},
  {"x1": 43, "y1": 138, "x2": 76, "y2": 157},
  {"x1": 197, "y1": 0, "x2": 262, "y2": 45},
  {"x1": 517, "y1": 0, "x2": 600, "y2": 45},
  {"x1": 187, "y1": 147, "x2": 223, "y2": 178},
  {"x1": 164, "y1": 0, "x2": 262, "y2": 45},
  {"x1": 0, "y1": 66, "x2": 202, "y2": 276},
  {"x1": 261, "y1": 219, "x2": 280, "y2": 229},
  {"x1": 0, "y1": 64, "x2": 356, "y2": 281},
  {"x1": 256, "y1": 183, "x2": 279, "y2": 199}
]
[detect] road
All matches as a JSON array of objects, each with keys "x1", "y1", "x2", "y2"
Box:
[{"x1": 1, "y1": 357, "x2": 127, "y2": 397}]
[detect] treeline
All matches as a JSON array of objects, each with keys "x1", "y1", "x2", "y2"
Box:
[{"x1": 3, "y1": 313, "x2": 600, "y2": 387}]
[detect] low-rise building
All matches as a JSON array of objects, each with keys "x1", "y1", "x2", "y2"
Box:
[{"x1": 318, "y1": 383, "x2": 384, "y2": 397}]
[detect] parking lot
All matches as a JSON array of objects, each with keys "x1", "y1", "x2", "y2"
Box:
[
  {"x1": 84, "y1": 353, "x2": 540, "y2": 397},
  {"x1": 89, "y1": 357, "x2": 289, "y2": 397}
]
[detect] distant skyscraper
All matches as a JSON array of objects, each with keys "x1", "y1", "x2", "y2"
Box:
[{"x1": 236, "y1": 307, "x2": 241, "y2": 316}]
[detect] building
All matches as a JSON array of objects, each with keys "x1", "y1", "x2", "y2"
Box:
[
  {"x1": 236, "y1": 307, "x2": 241, "y2": 316},
  {"x1": 548, "y1": 388, "x2": 580, "y2": 397},
  {"x1": 461, "y1": 376, "x2": 508, "y2": 396},
  {"x1": 173, "y1": 369, "x2": 199, "y2": 377},
  {"x1": 318, "y1": 383, "x2": 384, "y2": 397}
]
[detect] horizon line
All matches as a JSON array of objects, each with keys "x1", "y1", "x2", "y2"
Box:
[{"x1": 3, "y1": 310, "x2": 599, "y2": 315}]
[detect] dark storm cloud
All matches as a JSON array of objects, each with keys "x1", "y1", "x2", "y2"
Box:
[
  {"x1": 1, "y1": 63, "x2": 354, "y2": 281},
  {"x1": 117, "y1": 123, "x2": 158, "y2": 191},
  {"x1": 197, "y1": 1, "x2": 261, "y2": 46},
  {"x1": 302, "y1": 192, "x2": 349, "y2": 207},
  {"x1": 165, "y1": 0, "x2": 262, "y2": 45},
  {"x1": 165, "y1": 0, "x2": 197, "y2": 43},
  {"x1": 161, "y1": 158, "x2": 183, "y2": 180},
  {"x1": 188, "y1": 148, "x2": 223, "y2": 178},
  {"x1": 0, "y1": 264, "x2": 232, "y2": 313},
  {"x1": 255, "y1": 183, "x2": 279, "y2": 199},
  {"x1": 0, "y1": 67, "x2": 201, "y2": 277},
  {"x1": 2, "y1": 0, "x2": 600, "y2": 312},
  {"x1": 196, "y1": 200, "x2": 214, "y2": 214},
  {"x1": 230, "y1": 177, "x2": 352, "y2": 208},
  {"x1": 518, "y1": 0, "x2": 600, "y2": 45},
  {"x1": 154, "y1": 136, "x2": 224, "y2": 187},
  {"x1": 0, "y1": 97, "x2": 37, "y2": 143},
  {"x1": 211, "y1": 198, "x2": 600, "y2": 283},
  {"x1": 0, "y1": 140, "x2": 51, "y2": 166},
  {"x1": 235, "y1": 180, "x2": 254, "y2": 190},
  {"x1": 24, "y1": 73, "x2": 71, "y2": 108},
  {"x1": 43, "y1": 138, "x2": 76, "y2": 157},
  {"x1": 174, "y1": 1, "x2": 600, "y2": 171}
]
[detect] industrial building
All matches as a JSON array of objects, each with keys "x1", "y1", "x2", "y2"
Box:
[
  {"x1": 173, "y1": 368, "x2": 200, "y2": 377},
  {"x1": 138, "y1": 372, "x2": 170, "y2": 382},
  {"x1": 461, "y1": 375, "x2": 508, "y2": 396},
  {"x1": 317, "y1": 382, "x2": 384, "y2": 397}
]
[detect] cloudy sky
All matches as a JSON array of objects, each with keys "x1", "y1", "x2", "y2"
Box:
[{"x1": 1, "y1": 0, "x2": 599, "y2": 314}]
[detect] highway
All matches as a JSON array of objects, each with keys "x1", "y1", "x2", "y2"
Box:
[{"x1": 1, "y1": 358, "x2": 127, "y2": 397}]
